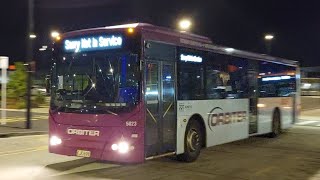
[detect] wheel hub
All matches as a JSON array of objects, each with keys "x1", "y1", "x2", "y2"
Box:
[{"x1": 187, "y1": 129, "x2": 199, "y2": 152}]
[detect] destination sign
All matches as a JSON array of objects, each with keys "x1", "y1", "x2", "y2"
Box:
[
  {"x1": 64, "y1": 35, "x2": 123, "y2": 53},
  {"x1": 180, "y1": 54, "x2": 203, "y2": 63}
]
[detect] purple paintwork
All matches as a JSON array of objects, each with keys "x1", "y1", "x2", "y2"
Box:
[{"x1": 49, "y1": 103, "x2": 146, "y2": 163}]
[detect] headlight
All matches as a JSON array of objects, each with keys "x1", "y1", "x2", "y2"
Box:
[
  {"x1": 111, "y1": 141, "x2": 130, "y2": 153},
  {"x1": 50, "y1": 136, "x2": 62, "y2": 146},
  {"x1": 111, "y1": 144, "x2": 118, "y2": 151},
  {"x1": 118, "y1": 142, "x2": 129, "y2": 153}
]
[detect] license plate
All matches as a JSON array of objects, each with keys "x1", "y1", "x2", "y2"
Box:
[{"x1": 76, "y1": 150, "x2": 91, "y2": 157}]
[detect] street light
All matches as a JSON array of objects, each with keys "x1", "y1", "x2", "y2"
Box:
[
  {"x1": 178, "y1": 19, "x2": 192, "y2": 32},
  {"x1": 29, "y1": 34, "x2": 37, "y2": 39},
  {"x1": 51, "y1": 31, "x2": 61, "y2": 41},
  {"x1": 51, "y1": 31, "x2": 60, "y2": 38},
  {"x1": 265, "y1": 34, "x2": 274, "y2": 40}
]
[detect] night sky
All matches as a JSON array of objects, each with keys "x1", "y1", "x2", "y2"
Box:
[{"x1": 1, "y1": 0, "x2": 320, "y2": 67}]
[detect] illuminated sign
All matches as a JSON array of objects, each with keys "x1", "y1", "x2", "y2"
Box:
[
  {"x1": 262, "y1": 76, "x2": 291, "y2": 82},
  {"x1": 64, "y1": 35, "x2": 123, "y2": 53},
  {"x1": 180, "y1": 54, "x2": 202, "y2": 63}
]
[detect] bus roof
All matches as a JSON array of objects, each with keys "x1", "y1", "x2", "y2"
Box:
[{"x1": 63, "y1": 23, "x2": 299, "y2": 67}]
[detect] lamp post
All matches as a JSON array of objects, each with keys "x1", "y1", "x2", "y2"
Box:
[
  {"x1": 264, "y1": 34, "x2": 274, "y2": 54},
  {"x1": 26, "y1": 0, "x2": 35, "y2": 129}
]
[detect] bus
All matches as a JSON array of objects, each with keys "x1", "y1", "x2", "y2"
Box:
[{"x1": 49, "y1": 23, "x2": 300, "y2": 163}]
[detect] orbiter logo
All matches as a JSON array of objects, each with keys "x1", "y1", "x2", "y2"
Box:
[
  {"x1": 207, "y1": 107, "x2": 247, "y2": 131},
  {"x1": 67, "y1": 129, "x2": 100, "y2": 137}
]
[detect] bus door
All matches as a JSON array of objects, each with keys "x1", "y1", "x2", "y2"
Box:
[
  {"x1": 145, "y1": 61, "x2": 176, "y2": 157},
  {"x1": 248, "y1": 63, "x2": 258, "y2": 134}
]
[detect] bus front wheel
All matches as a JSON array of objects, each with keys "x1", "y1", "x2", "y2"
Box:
[{"x1": 177, "y1": 119, "x2": 202, "y2": 162}]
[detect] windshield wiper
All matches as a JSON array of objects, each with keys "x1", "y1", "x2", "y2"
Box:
[{"x1": 105, "y1": 110, "x2": 118, "y2": 116}]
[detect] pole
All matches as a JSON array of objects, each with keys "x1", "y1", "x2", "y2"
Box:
[
  {"x1": 266, "y1": 41, "x2": 272, "y2": 55},
  {"x1": 2, "y1": 67, "x2": 7, "y2": 125},
  {"x1": 0, "y1": 56, "x2": 8, "y2": 125},
  {"x1": 26, "y1": 0, "x2": 34, "y2": 129}
]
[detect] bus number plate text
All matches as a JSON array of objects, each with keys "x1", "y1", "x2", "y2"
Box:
[
  {"x1": 76, "y1": 150, "x2": 91, "y2": 157},
  {"x1": 126, "y1": 121, "x2": 137, "y2": 127}
]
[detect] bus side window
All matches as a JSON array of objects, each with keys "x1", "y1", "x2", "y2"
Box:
[
  {"x1": 178, "y1": 48, "x2": 206, "y2": 100},
  {"x1": 258, "y1": 61, "x2": 297, "y2": 97},
  {"x1": 178, "y1": 66, "x2": 205, "y2": 100},
  {"x1": 205, "y1": 53, "x2": 228, "y2": 99},
  {"x1": 226, "y1": 57, "x2": 249, "y2": 99}
]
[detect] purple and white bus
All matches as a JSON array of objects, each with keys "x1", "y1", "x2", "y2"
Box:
[{"x1": 49, "y1": 23, "x2": 300, "y2": 163}]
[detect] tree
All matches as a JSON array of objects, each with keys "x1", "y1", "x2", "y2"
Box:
[{"x1": 7, "y1": 62, "x2": 27, "y2": 106}]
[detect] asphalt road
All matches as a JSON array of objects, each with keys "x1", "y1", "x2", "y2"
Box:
[
  {"x1": 0, "y1": 126, "x2": 319, "y2": 180},
  {"x1": 0, "y1": 110, "x2": 48, "y2": 132},
  {"x1": 301, "y1": 96, "x2": 320, "y2": 110}
]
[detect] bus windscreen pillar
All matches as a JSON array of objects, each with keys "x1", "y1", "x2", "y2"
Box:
[{"x1": 0, "y1": 56, "x2": 8, "y2": 125}]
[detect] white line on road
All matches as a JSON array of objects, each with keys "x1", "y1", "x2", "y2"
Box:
[
  {"x1": 4, "y1": 116, "x2": 48, "y2": 123},
  {"x1": 2, "y1": 134, "x2": 47, "y2": 139},
  {"x1": 49, "y1": 162, "x2": 119, "y2": 177},
  {"x1": 0, "y1": 146, "x2": 47, "y2": 157},
  {"x1": 295, "y1": 121, "x2": 318, "y2": 125}
]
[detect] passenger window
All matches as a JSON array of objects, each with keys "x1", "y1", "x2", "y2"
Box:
[
  {"x1": 259, "y1": 62, "x2": 296, "y2": 97},
  {"x1": 178, "y1": 48, "x2": 205, "y2": 100},
  {"x1": 206, "y1": 54, "x2": 227, "y2": 99}
]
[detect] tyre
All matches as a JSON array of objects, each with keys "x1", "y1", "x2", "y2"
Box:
[
  {"x1": 177, "y1": 120, "x2": 202, "y2": 162},
  {"x1": 269, "y1": 109, "x2": 281, "y2": 138}
]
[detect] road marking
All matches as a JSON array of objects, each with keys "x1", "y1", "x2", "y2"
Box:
[
  {"x1": 4, "y1": 116, "x2": 48, "y2": 123},
  {"x1": 0, "y1": 146, "x2": 47, "y2": 157},
  {"x1": 7, "y1": 134, "x2": 47, "y2": 139},
  {"x1": 6, "y1": 119, "x2": 46, "y2": 123},
  {"x1": 49, "y1": 162, "x2": 119, "y2": 177},
  {"x1": 295, "y1": 121, "x2": 318, "y2": 125}
]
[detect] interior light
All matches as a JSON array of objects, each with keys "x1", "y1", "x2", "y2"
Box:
[{"x1": 225, "y1": 48, "x2": 235, "y2": 53}]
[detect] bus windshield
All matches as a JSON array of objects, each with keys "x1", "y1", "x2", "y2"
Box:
[{"x1": 51, "y1": 51, "x2": 139, "y2": 114}]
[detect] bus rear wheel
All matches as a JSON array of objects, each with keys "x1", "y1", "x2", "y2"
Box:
[
  {"x1": 269, "y1": 109, "x2": 281, "y2": 138},
  {"x1": 177, "y1": 120, "x2": 202, "y2": 162}
]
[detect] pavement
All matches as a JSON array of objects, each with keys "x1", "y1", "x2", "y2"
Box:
[{"x1": 301, "y1": 96, "x2": 320, "y2": 111}]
